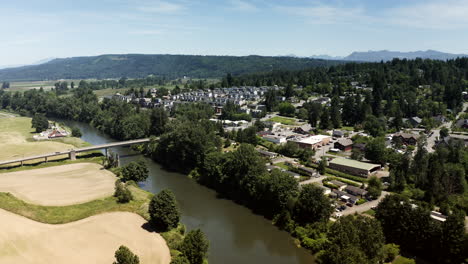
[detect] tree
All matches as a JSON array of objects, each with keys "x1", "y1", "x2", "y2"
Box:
[
  {"x1": 342, "y1": 95, "x2": 356, "y2": 126},
  {"x1": 113, "y1": 245, "x2": 139, "y2": 264},
  {"x1": 264, "y1": 89, "x2": 278, "y2": 112},
  {"x1": 306, "y1": 102, "x2": 322, "y2": 127},
  {"x1": 440, "y1": 127, "x2": 449, "y2": 139},
  {"x1": 367, "y1": 176, "x2": 382, "y2": 199},
  {"x1": 31, "y1": 113, "x2": 49, "y2": 133},
  {"x1": 330, "y1": 96, "x2": 341, "y2": 128},
  {"x1": 383, "y1": 243, "x2": 400, "y2": 263},
  {"x1": 120, "y1": 159, "x2": 149, "y2": 182},
  {"x1": 293, "y1": 184, "x2": 333, "y2": 225},
  {"x1": 318, "y1": 157, "x2": 327, "y2": 175},
  {"x1": 319, "y1": 107, "x2": 331, "y2": 129},
  {"x1": 351, "y1": 148, "x2": 364, "y2": 161},
  {"x1": 363, "y1": 115, "x2": 386, "y2": 137},
  {"x1": 71, "y1": 127, "x2": 82, "y2": 137},
  {"x1": 180, "y1": 229, "x2": 209, "y2": 264},
  {"x1": 439, "y1": 209, "x2": 468, "y2": 263},
  {"x1": 320, "y1": 215, "x2": 385, "y2": 264},
  {"x1": 365, "y1": 137, "x2": 387, "y2": 165},
  {"x1": 149, "y1": 189, "x2": 181, "y2": 231},
  {"x1": 1, "y1": 82, "x2": 9, "y2": 89},
  {"x1": 278, "y1": 102, "x2": 296, "y2": 117},
  {"x1": 114, "y1": 180, "x2": 133, "y2": 203},
  {"x1": 284, "y1": 84, "x2": 294, "y2": 98},
  {"x1": 150, "y1": 107, "x2": 168, "y2": 136}
]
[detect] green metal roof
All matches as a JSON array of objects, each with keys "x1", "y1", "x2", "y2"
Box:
[{"x1": 329, "y1": 157, "x2": 380, "y2": 171}]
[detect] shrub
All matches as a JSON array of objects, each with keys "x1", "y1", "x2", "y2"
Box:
[
  {"x1": 71, "y1": 127, "x2": 82, "y2": 137},
  {"x1": 121, "y1": 159, "x2": 149, "y2": 182},
  {"x1": 383, "y1": 243, "x2": 400, "y2": 262},
  {"x1": 114, "y1": 181, "x2": 133, "y2": 203},
  {"x1": 179, "y1": 229, "x2": 209, "y2": 264},
  {"x1": 113, "y1": 245, "x2": 140, "y2": 264},
  {"x1": 301, "y1": 237, "x2": 327, "y2": 253},
  {"x1": 149, "y1": 189, "x2": 181, "y2": 231}
]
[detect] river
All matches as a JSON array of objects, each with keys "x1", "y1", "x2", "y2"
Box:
[{"x1": 61, "y1": 120, "x2": 315, "y2": 264}]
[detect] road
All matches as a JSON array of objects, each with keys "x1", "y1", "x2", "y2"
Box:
[
  {"x1": 426, "y1": 102, "x2": 468, "y2": 153},
  {"x1": 299, "y1": 175, "x2": 326, "y2": 186},
  {"x1": 340, "y1": 191, "x2": 390, "y2": 216}
]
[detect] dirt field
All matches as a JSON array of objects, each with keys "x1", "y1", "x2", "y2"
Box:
[
  {"x1": 0, "y1": 209, "x2": 170, "y2": 264},
  {"x1": 0, "y1": 163, "x2": 116, "y2": 206}
]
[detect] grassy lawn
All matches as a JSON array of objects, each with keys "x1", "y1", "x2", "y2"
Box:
[
  {"x1": 274, "y1": 162, "x2": 290, "y2": 170},
  {"x1": 7, "y1": 80, "x2": 84, "y2": 92},
  {"x1": 364, "y1": 209, "x2": 376, "y2": 216},
  {"x1": 0, "y1": 115, "x2": 92, "y2": 164},
  {"x1": 267, "y1": 116, "x2": 298, "y2": 125},
  {"x1": 392, "y1": 256, "x2": 416, "y2": 264},
  {"x1": 0, "y1": 184, "x2": 151, "y2": 224},
  {"x1": 341, "y1": 126, "x2": 354, "y2": 132}
]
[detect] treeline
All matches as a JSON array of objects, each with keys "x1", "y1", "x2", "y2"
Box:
[
  {"x1": 390, "y1": 139, "x2": 468, "y2": 213},
  {"x1": 225, "y1": 58, "x2": 468, "y2": 133},
  {"x1": 0, "y1": 54, "x2": 343, "y2": 81}
]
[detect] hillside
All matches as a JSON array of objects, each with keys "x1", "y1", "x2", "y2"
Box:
[
  {"x1": 343, "y1": 50, "x2": 467, "y2": 62},
  {"x1": 0, "y1": 54, "x2": 342, "y2": 81}
]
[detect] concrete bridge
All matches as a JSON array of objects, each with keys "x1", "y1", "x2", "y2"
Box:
[{"x1": 0, "y1": 138, "x2": 152, "y2": 167}]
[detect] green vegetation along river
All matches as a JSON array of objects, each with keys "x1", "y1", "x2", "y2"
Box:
[{"x1": 61, "y1": 120, "x2": 315, "y2": 264}]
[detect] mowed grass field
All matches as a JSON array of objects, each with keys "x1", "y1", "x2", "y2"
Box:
[
  {"x1": 5, "y1": 80, "x2": 84, "y2": 92},
  {"x1": 0, "y1": 163, "x2": 116, "y2": 206},
  {"x1": 0, "y1": 209, "x2": 171, "y2": 264},
  {"x1": 0, "y1": 115, "x2": 89, "y2": 165}
]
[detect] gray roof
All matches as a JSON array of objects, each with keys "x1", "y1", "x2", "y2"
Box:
[
  {"x1": 336, "y1": 138, "x2": 353, "y2": 147},
  {"x1": 329, "y1": 157, "x2": 381, "y2": 171}
]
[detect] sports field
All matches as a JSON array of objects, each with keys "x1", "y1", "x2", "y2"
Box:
[{"x1": 0, "y1": 209, "x2": 170, "y2": 264}]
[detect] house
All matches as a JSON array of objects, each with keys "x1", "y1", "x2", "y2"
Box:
[
  {"x1": 257, "y1": 149, "x2": 278, "y2": 159},
  {"x1": 331, "y1": 190, "x2": 358, "y2": 204},
  {"x1": 345, "y1": 186, "x2": 368, "y2": 198},
  {"x1": 392, "y1": 132, "x2": 420, "y2": 145},
  {"x1": 437, "y1": 134, "x2": 468, "y2": 148},
  {"x1": 332, "y1": 130, "x2": 344, "y2": 138},
  {"x1": 298, "y1": 166, "x2": 316, "y2": 176},
  {"x1": 318, "y1": 185, "x2": 331, "y2": 195},
  {"x1": 455, "y1": 119, "x2": 468, "y2": 129},
  {"x1": 284, "y1": 171, "x2": 301, "y2": 179},
  {"x1": 263, "y1": 135, "x2": 287, "y2": 144},
  {"x1": 432, "y1": 115, "x2": 447, "y2": 124},
  {"x1": 48, "y1": 130, "x2": 66, "y2": 138},
  {"x1": 328, "y1": 157, "x2": 381, "y2": 177},
  {"x1": 334, "y1": 138, "x2": 353, "y2": 152},
  {"x1": 289, "y1": 135, "x2": 331, "y2": 150},
  {"x1": 353, "y1": 143, "x2": 366, "y2": 152},
  {"x1": 408, "y1": 117, "x2": 422, "y2": 127},
  {"x1": 329, "y1": 180, "x2": 347, "y2": 191}
]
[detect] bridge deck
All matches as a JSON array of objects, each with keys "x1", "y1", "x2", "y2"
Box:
[{"x1": 0, "y1": 138, "x2": 152, "y2": 166}]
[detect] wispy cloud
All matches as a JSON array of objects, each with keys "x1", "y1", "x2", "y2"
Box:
[
  {"x1": 136, "y1": 0, "x2": 185, "y2": 14},
  {"x1": 385, "y1": 0, "x2": 468, "y2": 30},
  {"x1": 229, "y1": 0, "x2": 257, "y2": 12},
  {"x1": 276, "y1": 3, "x2": 368, "y2": 25}
]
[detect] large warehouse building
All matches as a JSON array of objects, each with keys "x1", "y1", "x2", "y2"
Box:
[{"x1": 328, "y1": 157, "x2": 381, "y2": 177}]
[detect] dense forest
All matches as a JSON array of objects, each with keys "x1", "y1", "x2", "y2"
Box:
[{"x1": 0, "y1": 54, "x2": 343, "y2": 81}]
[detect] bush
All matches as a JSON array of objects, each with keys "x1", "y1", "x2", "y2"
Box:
[
  {"x1": 179, "y1": 229, "x2": 209, "y2": 264},
  {"x1": 114, "y1": 180, "x2": 133, "y2": 203},
  {"x1": 301, "y1": 237, "x2": 326, "y2": 253},
  {"x1": 170, "y1": 255, "x2": 190, "y2": 264},
  {"x1": 383, "y1": 243, "x2": 400, "y2": 262},
  {"x1": 71, "y1": 127, "x2": 82, "y2": 137},
  {"x1": 121, "y1": 159, "x2": 149, "y2": 182},
  {"x1": 113, "y1": 245, "x2": 140, "y2": 264},
  {"x1": 149, "y1": 189, "x2": 181, "y2": 231},
  {"x1": 356, "y1": 198, "x2": 366, "y2": 205}
]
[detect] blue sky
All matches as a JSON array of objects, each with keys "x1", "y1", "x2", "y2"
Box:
[{"x1": 1, "y1": 0, "x2": 468, "y2": 65}]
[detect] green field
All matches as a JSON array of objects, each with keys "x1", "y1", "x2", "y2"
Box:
[
  {"x1": 0, "y1": 184, "x2": 151, "y2": 224},
  {"x1": 267, "y1": 116, "x2": 298, "y2": 125},
  {"x1": 6, "y1": 80, "x2": 84, "y2": 92}
]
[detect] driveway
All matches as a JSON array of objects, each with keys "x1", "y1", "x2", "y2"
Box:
[{"x1": 340, "y1": 191, "x2": 390, "y2": 216}]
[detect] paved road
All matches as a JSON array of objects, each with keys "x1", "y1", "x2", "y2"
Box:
[
  {"x1": 425, "y1": 102, "x2": 468, "y2": 153},
  {"x1": 340, "y1": 191, "x2": 390, "y2": 216}
]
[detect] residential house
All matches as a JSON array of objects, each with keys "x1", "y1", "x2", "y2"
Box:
[
  {"x1": 344, "y1": 186, "x2": 368, "y2": 198},
  {"x1": 329, "y1": 180, "x2": 347, "y2": 191},
  {"x1": 334, "y1": 138, "x2": 353, "y2": 152},
  {"x1": 332, "y1": 130, "x2": 344, "y2": 138},
  {"x1": 455, "y1": 119, "x2": 468, "y2": 129},
  {"x1": 392, "y1": 132, "x2": 420, "y2": 145}
]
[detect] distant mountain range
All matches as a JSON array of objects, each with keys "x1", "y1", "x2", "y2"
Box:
[
  {"x1": 0, "y1": 57, "x2": 55, "y2": 70},
  {"x1": 0, "y1": 54, "x2": 342, "y2": 81},
  {"x1": 310, "y1": 50, "x2": 467, "y2": 62}
]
